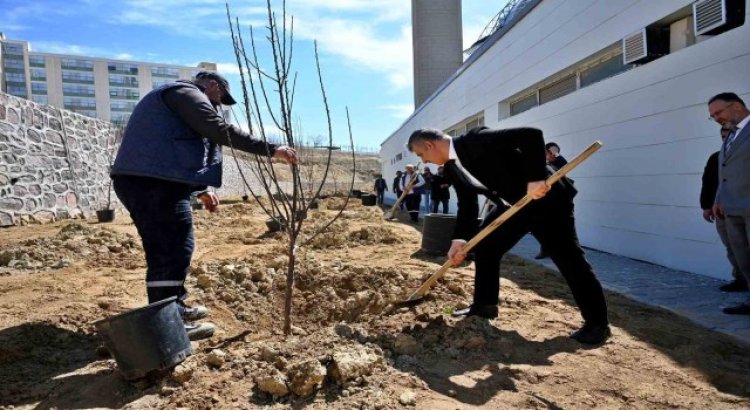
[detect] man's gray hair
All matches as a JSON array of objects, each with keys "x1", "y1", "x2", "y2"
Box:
[{"x1": 407, "y1": 128, "x2": 446, "y2": 151}]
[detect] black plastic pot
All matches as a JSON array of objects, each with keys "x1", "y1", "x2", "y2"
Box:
[
  {"x1": 351, "y1": 189, "x2": 362, "y2": 198},
  {"x1": 93, "y1": 296, "x2": 191, "y2": 380},
  {"x1": 309, "y1": 200, "x2": 319, "y2": 209},
  {"x1": 266, "y1": 217, "x2": 285, "y2": 232},
  {"x1": 361, "y1": 194, "x2": 377, "y2": 206},
  {"x1": 242, "y1": 195, "x2": 249, "y2": 202},
  {"x1": 96, "y1": 209, "x2": 115, "y2": 223},
  {"x1": 421, "y1": 213, "x2": 457, "y2": 255}
]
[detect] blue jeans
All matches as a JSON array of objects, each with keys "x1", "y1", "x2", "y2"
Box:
[
  {"x1": 113, "y1": 175, "x2": 195, "y2": 305},
  {"x1": 422, "y1": 191, "x2": 431, "y2": 212}
]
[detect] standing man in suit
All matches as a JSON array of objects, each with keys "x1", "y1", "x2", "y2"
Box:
[
  {"x1": 710, "y1": 92, "x2": 750, "y2": 314},
  {"x1": 393, "y1": 171, "x2": 404, "y2": 209},
  {"x1": 701, "y1": 125, "x2": 747, "y2": 292},
  {"x1": 373, "y1": 174, "x2": 388, "y2": 205},
  {"x1": 400, "y1": 164, "x2": 426, "y2": 223},
  {"x1": 407, "y1": 126, "x2": 610, "y2": 344},
  {"x1": 430, "y1": 165, "x2": 452, "y2": 213}
]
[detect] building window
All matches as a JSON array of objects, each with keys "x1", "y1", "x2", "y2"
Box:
[
  {"x1": 111, "y1": 113, "x2": 131, "y2": 125},
  {"x1": 152, "y1": 66, "x2": 179, "y2": 78},
  {"x1": 7, "y1": 86, "x2": 27, "y2": 97},
  {"x1": 3, "y1": 59, "x2": 25, "y2": 70},
  {"x1": 62, "y1": 71, "x2": 95, "y2": 84},
  {"x1": 29, "y1": 55, "x2": 45, "y2": 67},
  {"x1": 108, "y1": 63, "x2": 139, "y2": 75},
  {"x1": 63, "y1": 84, "x2": 96, "y2": 97},
  {"x1": 109, "y1": 87, "x2": 140, "y2": 100},
  {"x1": 539, "y1": 74, "x2": 577, "y2": 105},
  {"x1": 509, "y1": 93, "x2": 538, "y2": 116},
  {"x1": 109, "y1": 74, "x2": 139, "y2": 87},
  {"x1": 30, "y1": 68, "x2": 46, "y2": 81},
  {"x1": 64, "y1": 96, "x2": 97, "y2": 110},
  {"x1": 110, "y1": 100, "x2": 137, "y2": 112},
  {"x1": 31, "y1": 95, "x2": 49, "y2": 105},
  {"x1": 580, "y1": 54, "x2": 632, "y2": 88},
  {"x1": 4, "y1": 72, "x2": 26, "y2": 84},
  {"x1": 2, "y1": 42, "x2": 24, "y2": 55},
  {"x1": 61, "y1": 58, "x2": 94, "y2": 71},
  {"x1": 465, "y1": 116, "x2": 484, "y2": 132},
  {"x1": 31, "y1": 82, "x2": 47, "y2": 95},
  {"x1": 152, "y1": 78, "x2": 174, "y2": 88}
]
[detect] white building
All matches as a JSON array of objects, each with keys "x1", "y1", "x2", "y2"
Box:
[
  {"x1": 0, "y1": 33, "x2": 217, "y2": 125},
  {"x1": 381, "y1": 0, "x2": 750, "y2": 279}
]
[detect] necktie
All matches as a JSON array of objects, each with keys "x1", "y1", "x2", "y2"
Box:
[{"x1": 724, "y1": 129, "x2": 738, "y2": 155}]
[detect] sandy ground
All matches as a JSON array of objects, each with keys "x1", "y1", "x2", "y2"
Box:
[{"x1": 0, "y1": 199, "x2": 749, "y2": 409}]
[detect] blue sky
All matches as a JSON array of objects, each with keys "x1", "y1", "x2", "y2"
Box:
[{"x1": 1, "y1": 0, "x2": 506, "y2": 150}]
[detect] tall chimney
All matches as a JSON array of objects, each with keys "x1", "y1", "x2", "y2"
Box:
[{"x1": 411, "y1": 0, "x2": 463, "y2": 109}]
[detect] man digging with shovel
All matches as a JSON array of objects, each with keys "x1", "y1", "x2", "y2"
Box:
[{"x1": 407, "y1": 127, "x2": 610, "y2": 345}]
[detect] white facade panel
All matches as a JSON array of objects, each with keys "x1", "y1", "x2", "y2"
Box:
[{"x1": 381, "y1": 0, "x2": 750, "y2": 278}]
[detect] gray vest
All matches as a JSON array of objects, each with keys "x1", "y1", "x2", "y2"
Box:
[{"x1": 111, "y1": 82, "x2": 223, "y2": 187}]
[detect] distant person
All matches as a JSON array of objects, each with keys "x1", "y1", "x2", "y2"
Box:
[
  {"x1": 430, "y1": 165, "x2": 451, "y2": 213},
  {"x1": 535, "y1": 141, "x2": 569, "y2": 260},
  {"x1": 421, "y1": 167, "x2": 434, "y2": 213},
  {"x1": 373, "y1": 174, "x2": 388, "y2": 205},
  {"x1": 408, "y1": 126, "x2": 610, "y2": 344},
  {"x1": 393, "y1": 170, "x2": 404, "y2": 209},
  {"x1": 400, "y1": 164, "x2": 425, "y2": 223},
  {"x1": 709, "y1": 92, "x2": 750, "y2": 315},
  {"x1": 701, "y1": 126, "x2": 747, "y2": 292},
  {"x1": 111, "y1": 71, "x2": 297, "y2": 340}
]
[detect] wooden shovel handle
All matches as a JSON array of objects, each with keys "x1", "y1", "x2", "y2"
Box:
[{"x1": 404, "y1": 141, "x2": 602, "y2": 301}]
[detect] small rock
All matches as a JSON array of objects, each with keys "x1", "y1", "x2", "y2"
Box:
[
  {"x1": 399, "y1": 390, "x2": 417, "y2": 406},
  {"x1": 291, "y1": 325, "x2": 307, "y2": 336},
  {"x1": 394, "y1": 334, "x2": 420, "y2": 356},
  {"x1": 159, "y1": 385, "x2": 177, "y2": 396},
  {"x1": 334, "y1": 322, "x2": 354, "y2": 338},
  {"x1": 463, "y1": 336, "x2": 486, "y2": 350},
  {"x1": 206, "y1": 349, "x2": 227, "y2": 368},
  {"x1": 172, "y1": 363, "x2": 194, "y2": 384},
  {"x1": 196, "y1": 274, "x2": 214, "y2": 290},
  {"x1": 255, "y1": 371, "x2": 289, "y2": 396},
  {"x1": 97, "y1": 301, "x2": 111, "y2": 309},
  {"x1": 287, "y1": 359, "x2": 327, "y2": 397},
  {"x1": 260, "y1": 346, "x2": 280, "y2": 362}
]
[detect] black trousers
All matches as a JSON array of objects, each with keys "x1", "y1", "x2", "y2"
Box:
[
  {"x1": 472, "y1": 197, "x2": 608, "y2": 325},
  {"x1": 405, "y1": 193, "x2": 421, "y2": 221},
  {"x1": 431, "y1": 197, "x2": 449, "y2": 213}
]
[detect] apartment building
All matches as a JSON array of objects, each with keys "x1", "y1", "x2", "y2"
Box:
[{"x1": 0, "y1": 33, "x2": 217, "y2": 125}]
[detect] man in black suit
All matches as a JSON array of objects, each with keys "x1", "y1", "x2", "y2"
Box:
[
  {"x1": 535, "y1": 142, "x2": 569, "y2": 259},
  {"x1": 407, "y1": 126, "x2": 610, "y2": 344}
]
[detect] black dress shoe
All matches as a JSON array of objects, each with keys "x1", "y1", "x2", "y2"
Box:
[
  {"x1": 570, "y1": 323, "x2": 611, "y2": 345},
  {"x1": 719, "y1": 279, "x2": 749, "y2": 292},
  {"x1": 451, "y1": 304, "x2": 498, "y2": 319},
  {"x1": 722, "y1": 303, "x2": 750, "y2": 315}
]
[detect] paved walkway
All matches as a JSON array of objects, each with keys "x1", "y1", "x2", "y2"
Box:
[{"x1": 510, "y1": 235, "x2": 750, "y2": 345}]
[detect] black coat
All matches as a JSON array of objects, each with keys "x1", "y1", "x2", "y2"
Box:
[
  {"x1": 445, "y1": 127, "x2": 576, "y2": 240},
  {"x1": 700, "y1": 151, "x2": 719, "y2": 210},
  {"x1": 430, "y1": 174, "x2": 451, "y2": 200}
]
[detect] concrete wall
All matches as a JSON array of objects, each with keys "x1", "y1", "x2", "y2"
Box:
[
  {"x1": 381, "y1": 0, "x2": 750, "y2": 279},
  {"x1": 0, "y1": 91, "x2": 118, "y2": 226}
]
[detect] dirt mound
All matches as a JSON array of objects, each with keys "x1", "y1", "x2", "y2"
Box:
[{"x1": 0, "y1": 222, "x2": 142, "y2": 272}]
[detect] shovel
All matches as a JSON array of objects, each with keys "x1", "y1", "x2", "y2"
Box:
[
  {"x1": 384, "y1": 162, "x2": 422, "y2": 220},
  {"x1": 396, "y1": 141, "x2": 603, "y2": 306}
]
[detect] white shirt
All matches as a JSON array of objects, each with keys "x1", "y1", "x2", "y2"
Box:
[
  {"x1": 449, "y1": 138, "x2": 488, "y2": 190},
  {"x1": 400, "y1": 172, "x2": 425, "y2": 191}
]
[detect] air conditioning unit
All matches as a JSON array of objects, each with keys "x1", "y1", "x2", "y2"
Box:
[
  {"x1": 693, "y1": 0, "x2": 746, "y2": 36},
  {"x1": 622, "y1": 27, "x2": 670, "y2": 65}
]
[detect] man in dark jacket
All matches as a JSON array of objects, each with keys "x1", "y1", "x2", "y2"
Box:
[
  {"x1": 111, "y1": 71, "x2": 297, "y2": 340},
  {"x1": 393, "y1": 171, "x2": 404, "y2": 209},
  {"x1": 701, "y1": 126, "x2": 747, "y2": 292},
  {"x1": 535, "y1": 142, "x2": 569, "y2": 259},
  {"x1": 373, "y1": 174, "x2": 388, "y2": 205},
  {"x1": 430, "y1": 165, "x2": 451, "y2": 213},
  {"x1": 408, "y1": 126, "x2": 610, "y2": 345}
]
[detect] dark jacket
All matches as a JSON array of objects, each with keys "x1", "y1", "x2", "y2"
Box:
[
  {"x1": 445, "y1": 127, "x2": 576, "y2": 241},
  {"x1": 112, "y1": 80, "x2": 277, "y2": 188},
  {"x1": 374, "y1": 177, "x2": 387, "y2": 192},
  {"x1": 392, "y1": 175, "x2": 402, "y2": 193},
  {"x1": 700, "y1": 151, "x2": 719, "y2": 210},
  {"x1": 550, "y1": 155, "x2": 568, "y2": 170},
  {"x1": 430, "y1": 174, "x2": 451, "y2": 200}
]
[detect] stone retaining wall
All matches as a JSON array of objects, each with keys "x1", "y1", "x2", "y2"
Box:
[{"x1": 0, "y1": 92, "x2": 118, "y2": 226}]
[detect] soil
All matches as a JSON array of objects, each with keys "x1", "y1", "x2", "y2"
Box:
[{"x1": 0, "y1": 199, "x2": 749, "y2": 409}]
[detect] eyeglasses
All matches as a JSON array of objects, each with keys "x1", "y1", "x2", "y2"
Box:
[{"x1": 709, "y1": 102, "x2": 734, "y2": 121}]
